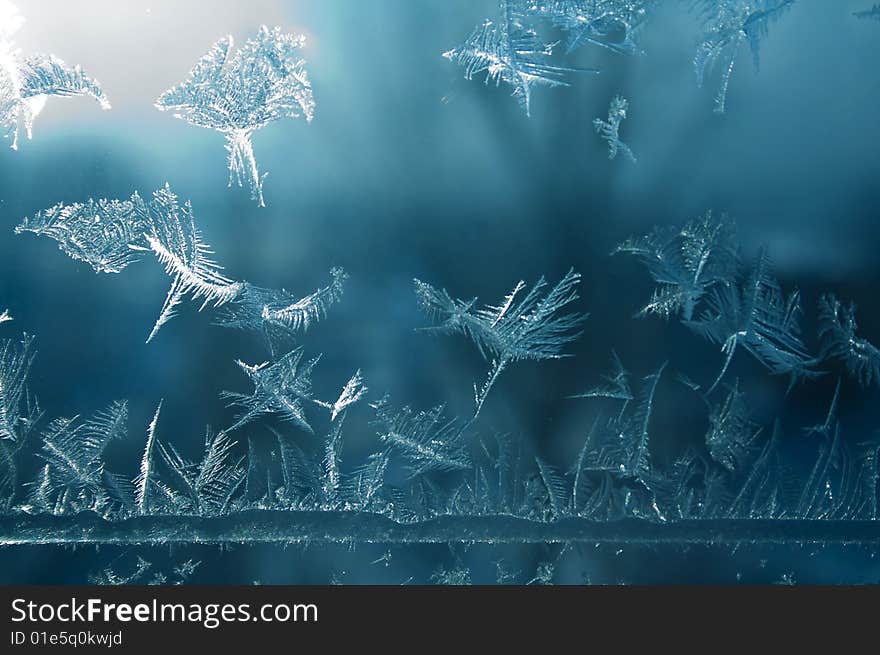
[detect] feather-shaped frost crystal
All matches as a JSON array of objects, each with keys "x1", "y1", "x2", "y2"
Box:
[
  {"x1": 686, "y1": 249, "x2": 817, "y2": 392},
  {"x1": 16, "y1": 185, "x2": 243, "y2": 342},
  {"x1": 0, "y1": 1, "x2": 109, "y2": 150},
  {"x1": 818, "y1": 294, "x2": 880, "y2": 387},
  {"x1": 324, "y1": 370, "x2": 368, "y2": 421},
  {"x1": 570, "y1": 362, "x2": 668, "y2": 521},
  {"x1": 443, "y1": 0, "x2": 597, "y2": 116},
  {"x1": 614, "y1": 210, "x2": 738, "y2": 320},
  {"x1": 415, "y1": 268, "x2": 586, "y2": 417},
  {"x1": 593, "y1": 95, "x2": 636, "y2": 162},
  {"x1": 372, "y1": 397, "x2": 471, "y2": 478},
  {"x1": 34, "y1": 401, "x2": 130, "y2": 514},
  {"x1": 705, "y1": 381, "x2": 761, "y2": 472},
  {"x1": 691, "y1": 0, "x2": 795, "y2": 113},
  {"x1": 222, "y1": 348, "x2": 321, "y2": 435},
  {"x1": 525, "y1": 0, "x2": 653, "y2": 54},
  {"x1": 155, "y1": 26, "x2": 315, "y2": 207},
  {"x1": 142, "y1": 186, "x2": 243, "y2": 342},
  {"x1": 0, "y1": 333, "x2": 39, "y2": 444},
  {"x1": 156, "y1": 429, "x2": 245, "y2": 517},
  {"x1": 214, "y1": 267, "x2": 347, "y2": 354}
]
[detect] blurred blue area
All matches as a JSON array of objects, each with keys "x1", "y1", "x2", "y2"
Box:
[{"x1": 1, "y1": 0, "x2": 879, "y2": 583}]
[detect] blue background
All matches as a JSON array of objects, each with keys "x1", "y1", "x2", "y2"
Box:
[{"x1": 1, "y1": 0, "x2": 879, "y2": 583}]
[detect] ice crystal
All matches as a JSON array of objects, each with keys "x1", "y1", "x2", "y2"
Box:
[
  {"x1": 0, "y1": 333, "x2": 39, "y2": 444},
  {"x1": 614, "y1": 211, "x2": 738, "y2": 320},
  {"x1": 9, "y1": 205, "x2": 880, "y2": 568},
  {"x1": 134, "y1": 402, "x2": 162, "y2": 514},
  {"x1": 704, "y1": 381, "x2": 761, "y2": 472},
  {"x1": 322, "y1": 370, "x2": 368, "y2": 421},
  {"x1": 430, "y1": 564, "x2": 472, "y2": 585},
  {"x1": 0, "y1": 1, "x2": 109, "y2": 149},
  {"x1": 569, "y1": 351, "x2": 633, "y2": 403},
  {"x1": 88, "y1": 556, "x2": 154, "y2": 585},
  {"x1": 33, "y1": 401, "x2": 130, "y2": 514},
  {"x1": 415, "y1": 269, "x2": 586, "y2": 418},
  {"x1": 143, "y1": 187, "x2": 243, "y2": 342},
  {"x1": 794, "y1": 412, "x2": 875, "y2": 521},
  {"x1": 155, "y1": 428, "x2": 245, "y2": 516},
  {"x1": 155, "y1": 26, "x2": 315, "y2": 207},
  {"x1": 443, "y1": 0, "x2": 597, "y2": 116},
  {"x1": 571, "y1": 362, "x2": 667, "y2": 520},
  {"x1": 372, "y1": 397, "x2": 470, "y2": 478},
  {"x1": 89, "y1": 556, "x2": 200, "y2": 585},
  {"x1": 818, "y1": 294, "x2": 880, "y2": 387},
  {"x1": 524, "y1": 0, "x2": 653, "y2": 54},
  {"x1": 16, "y1": 186, "x2": 244, "y2": 342},
  {"x1": 593, "y1": 95, "x2": 636, "y2": 162},
  {"x1": 691, "y1": 0, "x2": 795, "y2": 113},
  {"x1": 223, "y1": 348, "x2": 322, "y2": 435},
  {"x1": 222, "y1": 346, "x2": 365, "y2": 438},
  {"x1": 215, "y1": 267, "x2": 347, "y2": 355},
  {"x1": 686, "y1": 249, "x2": 817, "y2": 392}
]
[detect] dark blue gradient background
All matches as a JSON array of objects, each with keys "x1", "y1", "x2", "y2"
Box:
[{"x1": 0, "y1": 0, "x2": 879, "y2": 583}]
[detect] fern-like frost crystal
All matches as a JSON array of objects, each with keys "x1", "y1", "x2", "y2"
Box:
[
  {"x1": 33, "y1": 401, "x2": 130, "y2": 515},
  {"x1": 594, "y1": 95, "x2": 636, "y2": 162},
  {"x1": 686, "y1": 250, "x2": 817, "y2": 392},
  {"x1": 16, "y1": 185, "x2": 243, "y2": 342},
  {"x1": 443, "y1": 0, "x2": 597, "y2": 116},
  {"x1": 691, "y1": 0, "x2": 795, "y2": 113},
  {"x1": 818, "y1": 294, "x2": 880, "y2": 387},
  {"x1": 0, "y1": 1, "x2": 109, "y2": 149},
  {"x1": 215, "y1": 268, "x2": 347, "y2": 354},
  {"x1": 415, "y1": 269, "x2": 586, "y2": 417},
  {"x1": 222, "y1": 347, "x2": 365, "y2": 437},
  {"x1": 372, "y1": 397, "x2": 470, "y2": 477},
  {"x1": 614, "y1": 210, "x2": 738, "y2": 320},
  {"x1": 223, "y1": 348, "x2": 321, "y2": 435},
  {"x1": 0, "y1": 333, "x2": 39, "y2": 444},
  {"x1": 704, "y1": 381, "x2": 761, "y2": 472},
  {"x1": 570, "y1": 361, "x2": 667, "y2": 520},
  {"x1": 155, "y1": 26, "x2": 315, "y2": 207},
  {"x1": 525, "y1": 0, "x2": 653, "y2": 54}
]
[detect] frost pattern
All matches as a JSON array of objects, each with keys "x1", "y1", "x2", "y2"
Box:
[
  {"x1": 372, "y1": 397, "x2": 470, "y2": 477},
  {"x1": 223, "y1": 348, "x2": 323, "y2": 434},
  {"x1": 687, "y1": 249, "x2": 817, "y2": 392},
  {"x1": 215, "y1": 268, "x2": 347, "y2": 356},
  {"x1": 618, "y1": 213, "x2": 816, "y2": 392},
  {"x1": 16, "y1": 185, "x2": 242, "y2": 342},
  {"x1": 0, "y1": 1, "x2": 110, "y2": 149},
  {"x1": 444, "y1": 1, "x2": 796, "y2": 117},
  {"x1": 524, "y1": 0, "x2": 653, "y2": 54},
  {"x1": 155, "y1": 26, "x2": 315, "y2": 207},
  {"x1": 593, "y1": 95, "x2": 636, "y2": 162},
  {"x1": 15, "y1": 186, "x2": 343, "y2": 344},
  {"x1": 443, "y1": 0, "x2": 597, "y2": 116},
  {"x1": 614, "y1": 210, "x2": 737, "y2": 320},
  {"x1": 691, "y1": 0, "x2": 795, "y2": 113},
  {"x1": 415, "y1": 269, "x2": 586, "y2": 418},
  {"x1": 5, "y1": 212, "x2": 880, "y2": 576},
  {"x1": 818, "y1": 294, "x2": 880, "y2": 387},
  {"x1": 89, "y1": 556, "x2": 200, "y2": 585},
  {"x1": 0, "y1": 333, "x2": 39, "y2": 444}
]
